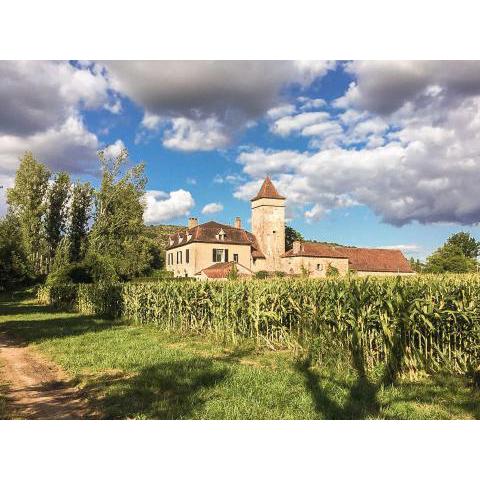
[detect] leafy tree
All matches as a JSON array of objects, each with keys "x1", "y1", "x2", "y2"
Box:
[
  {"x1": 88, "y1": 148, "x2": 151, "y2": 280},
  {"x1": 0, "y1": 214, "x2": 31, "y2": 290},
  {"x1": 425, "y1": 243, "x2": 477, "y2": 273},
  {"x1": 68, "y1": 182, "x2": 93, "y2": 262},
  {"x1": 444, "y1": 232, "x2": 480, "y2": 259},
  {"x1": 45, "y1": 171, "x2": 71, "y2": 259},
  {"x1": 285, "y1": 225, "x2": 304, "y2": 251},
  {"x1": 7, "y1": 152, "x2": 50, "y2": 274},
  {"x1": 409, "y1": 257, "x2": 424, "y2": 273}
]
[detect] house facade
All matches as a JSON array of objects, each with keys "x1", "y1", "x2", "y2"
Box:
[{"x1": 165, "y1": 177, "x2": 414, "y2": 279}]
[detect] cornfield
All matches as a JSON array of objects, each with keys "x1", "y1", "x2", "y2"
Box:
[{"x1": 37, "y1": 275, "x2": 480, "y2": 376}]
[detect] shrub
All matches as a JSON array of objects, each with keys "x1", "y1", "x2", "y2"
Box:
[{"x1": 254, "y1": 270, "x2": 268, "y2": 279}]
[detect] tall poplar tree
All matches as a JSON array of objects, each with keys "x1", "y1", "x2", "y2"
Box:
[
  {"x1": 45, "y1": 171, "x2": 71, "y2": 260},
  {"x1": 68, "y1": 182, "x2": 93, "y2": 262},
  {"x1": 6, "y1": 152, "x2": 50, "y2": 274}
]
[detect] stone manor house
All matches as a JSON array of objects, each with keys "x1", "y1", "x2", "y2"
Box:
[{"x1": 166, "y1": 177, "x2": 413, "y2": 279}]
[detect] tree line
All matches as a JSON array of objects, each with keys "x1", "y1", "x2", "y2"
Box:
[
  {"x1": 0, "y1": 150, "x2": 162, "y2": 290},
  {"x1": 410, "y1": 231, "x2": 480, "y2": 273}
]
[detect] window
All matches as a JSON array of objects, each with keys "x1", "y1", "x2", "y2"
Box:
[
  {"x1": 186, "y1": 249, "x2": 189, "y2": 264},
  {"x1": 176, "y1": 251, "x2": 183, "y2": 264},
  {"x1": 179, "y1": 251, "x2": 182, "y2": 264},
  {"x1": 233, "y1": 253, "x2": 239, "y2": 263},
  {"x1": 317, "y1": 264, "x2": 323, "y2": 271},
  {"x1": 213, "y1": 249, "x2": 229, "y2": 262}
]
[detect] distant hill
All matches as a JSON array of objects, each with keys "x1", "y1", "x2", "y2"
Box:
[
  {"x1": 145, "y1": 224, "x2": 185, "y2": 249},
  {"x1": 305, "y1": 239, "x2": 357, "y2": 248}
]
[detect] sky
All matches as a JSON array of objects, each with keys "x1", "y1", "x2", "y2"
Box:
[{"x1": 2, "y1": 60, "x2": 480, "y2": 260}]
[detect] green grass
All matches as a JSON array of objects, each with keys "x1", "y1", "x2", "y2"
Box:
[{"x1": 0, "y1": 290, "x2": 479, "y2": 419}]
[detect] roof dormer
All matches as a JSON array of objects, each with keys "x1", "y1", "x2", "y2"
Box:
[{"x1": 216, "y1": 228, "x2": 226, "y2": 241}]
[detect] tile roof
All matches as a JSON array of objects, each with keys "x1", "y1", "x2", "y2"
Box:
[
  {"x1": 283, "y1": 242, "x2": 413, "y2": 273},
  {"x1": 251, "y1": 176, "x2": 286, "y2": 201},
  {"x1": 196, "y1": 262, "x2": 252, "y2": 279},
  {"x1": 166, "y1": 221, "x2": 265, "y2": 258}
]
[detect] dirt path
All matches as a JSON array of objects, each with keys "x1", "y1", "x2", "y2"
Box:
[{"x1": 0, "y1": 333, "x2": 91, "y2": 419}]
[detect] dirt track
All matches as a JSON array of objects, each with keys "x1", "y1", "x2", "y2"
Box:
[{"x1": 0, "y1": 333, "x2": 90, "y2": 419}]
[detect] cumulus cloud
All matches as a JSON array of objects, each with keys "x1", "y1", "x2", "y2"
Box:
[
  {"x1": 336, "y1": 61, "x2": 480, "y2": 114},
  {"x1": 0, "y1": 115, "x2": 100, "y2": 177},
  {"x1": 271, "y1": 111, "x2": 330, "y2": 137},
  {"x1": 201, "y1": 202, "x2": 224, "y2": 215},
  {"x1": 163, "y1": 117, "x2": 230, "y2": 151},
  {"x1": 102, "y1": 139, "x2": 125, "y2": 159},
  {"x1": 103, "y1": 60, "x2": 335, "y2": 150},
  {"x1": 144, "y1": 189, "x2": 195, "y2": 224},
  {"x1": 0, "y1": 61, "x2": 109, "y2": 136},
  {"x1": 266, "y1": 104, "x2": 296, "y2": 120},
  {"x1": 243, "y1": 61, "x2": 480, "y2": 226}
]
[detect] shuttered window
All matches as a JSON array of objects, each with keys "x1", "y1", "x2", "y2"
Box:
[
  {"x1": 213, "y1": 249, "x2": 228, "y2": 262},
  {"x1": 186, "y1": 249, "x2": 189, "y2": 264}
]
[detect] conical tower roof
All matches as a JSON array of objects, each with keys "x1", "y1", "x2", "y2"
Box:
[{"x1": 251, "y1": 176, "x2": 286, "y2": 201}]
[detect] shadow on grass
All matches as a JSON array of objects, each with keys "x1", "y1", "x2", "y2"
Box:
[
  {"x1": 85, "y1": 351, "x2": 251, "y2": 419},
  {"x1": 296, "y1": 333, "x2": 480, "y2": 420},
  {"x1": 0, "y1": 295, "x2": 118, "y2": 344}
]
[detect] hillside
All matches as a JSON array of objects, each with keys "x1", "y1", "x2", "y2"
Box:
[{"x1": 145, "y1": 224, "x2": 185, "y2": 249}]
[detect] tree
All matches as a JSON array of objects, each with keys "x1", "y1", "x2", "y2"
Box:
[
  {"x1": 88, "y1": 148, "x2": 152, "y2": 280},
  {"x1": 0, "y1": 214, "x2": 31, "y2": 290},
  {"x1": 45, "y1": 172, "x2": 71, "y2": 260},
  {"x1": 444, "y1": 232, "x2": 480, "y2": 259},
  {"x1": 285, "y1": 225, "x2": 303, "y2": 251},
  {"x1": 425, "y1": 243, "x2": 476, "y2": 273},
  {"x1": 409, "y1": 257, "x2": 424, "y2": 273},
  {"x1": 7, "y1": 152, "x2": 50, "y2": 275},
  {"x1": 68, "y1": 182, "x2": 93, "y2": 262}
]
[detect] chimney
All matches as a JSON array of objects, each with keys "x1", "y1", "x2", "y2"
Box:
[
  {"x1": 234, "y1": 216, "x2": 242, "y2": 229},
  {"x1": 188, "y1": 217, "x2": 198, "y2": 229},
  {"x1": 293, "y1": 241, "x2": 301, "y2": 254}
]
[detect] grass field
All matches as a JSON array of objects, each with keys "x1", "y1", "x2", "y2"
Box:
[{"x1": 1, "y1": 290, "x2": 479, "y2": 419}]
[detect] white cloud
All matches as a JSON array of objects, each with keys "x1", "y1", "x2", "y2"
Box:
[
  {"x1": 298, "y1": 97, "x2": 327, "y2": 111},
  {"x1": 201, "y1": 202, "x2": 224, "y2": 215},
  {"x1": 266, "y1": 104, "x2": 296, "y2": 120},
  {"x1": 271, "y1": 111, "x2": 330, "y2": 136},
  {"x1": 144, "y1": 189, "x2": 195, "y2": 224},
  {"x1": 141, "y1": 112, "x2": 163, "y2": 130},
  {"x1": 104, "y1": 99, "x2": 122, "y2": 114},
  {"x1": 104, "y1": 61, "x2": 335, "y2": 150},
  {"x1": 163, "y1": 117, "x2": 229, "y2": 151},
  {"x1": 337, "y1": 61, "x2": 480, "y2": 114},
  {"x1": 103, "y1": 139, "x2": 125, "y2": 159},
  {"x1": 0, "y1": 115, "x2": 100, "y2": 177},
  {"x1": 237, "y1": 149, "x2": 303, "y2": 177},
  {"x1": 233, "y1": 61, "x2": 480, "y2": 226},
  {"x1": 0, "y1": 61, "x2": 110, "y2": 136}
]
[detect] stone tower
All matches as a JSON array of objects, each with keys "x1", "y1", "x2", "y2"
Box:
[{"x1": 251, "y1": 176, "x2": 286, "y2": 271}]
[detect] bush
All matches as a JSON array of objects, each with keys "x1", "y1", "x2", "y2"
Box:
[{"x1": 254, "y1": 270, "x2": 268, "y2": 279}]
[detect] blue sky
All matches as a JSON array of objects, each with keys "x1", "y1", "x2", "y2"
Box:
[{"x1": 2, "y1": 60, "x2": 480, "y2": 260}]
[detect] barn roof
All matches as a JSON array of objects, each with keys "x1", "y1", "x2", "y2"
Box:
[{"x1": 282, "y1": 242, "x2": 413, "y2": 273}]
